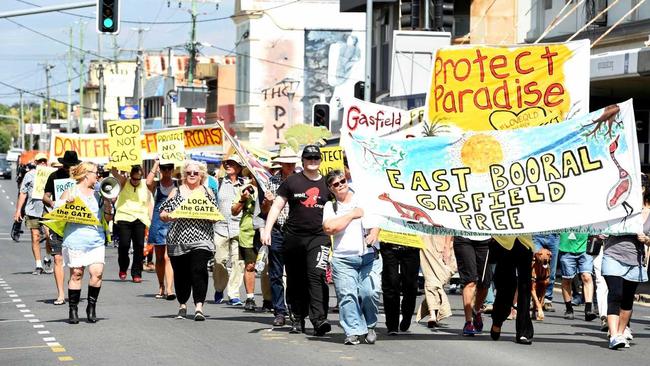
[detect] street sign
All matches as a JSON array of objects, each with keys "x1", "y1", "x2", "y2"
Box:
[{"x1": 119, "y1": 105, "x2": 140, "y2": 120}]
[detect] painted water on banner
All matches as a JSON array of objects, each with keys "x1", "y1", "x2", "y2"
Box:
[
  {"x1": 425, "y1": 40, "x2": 590, "y2": 132},
  {"x1": 343, "y1": 100, "x2": 641, "y2": 235}
]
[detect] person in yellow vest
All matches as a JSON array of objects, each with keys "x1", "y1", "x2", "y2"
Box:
[{"x1": 111, "y1": 165, "x2": 153, "y2": 283}]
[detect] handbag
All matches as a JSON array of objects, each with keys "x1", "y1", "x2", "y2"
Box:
[
  {"x1": 11, "y1": 220, "x2": 23, "y2": 242},
  {"x1": 586, "y1": 236, "x2": 603, "y2": 255}
]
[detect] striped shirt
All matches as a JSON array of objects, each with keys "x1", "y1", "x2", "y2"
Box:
[
  {"x1": 214, "y1": 176, "x2": 243, "y2": 238},
  {"x1": 268, "y1": 172, "x2": 289, "y2": 228}
]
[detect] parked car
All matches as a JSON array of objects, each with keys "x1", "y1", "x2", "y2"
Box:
[{"x1": 0, "y1": 158, "x2": 12, "y2": 179}]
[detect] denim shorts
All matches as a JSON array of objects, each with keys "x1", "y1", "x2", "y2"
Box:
[{"x1": 559, "y1": 251, "x2": 593, "y2": 278}]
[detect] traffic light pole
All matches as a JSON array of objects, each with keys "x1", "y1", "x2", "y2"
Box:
[
  {"x1": 185, "y1": 0, "x2": 198, "y2": 126},
  {"x1": 364, "y1": 0, "x2": 372, "y2": 101}
]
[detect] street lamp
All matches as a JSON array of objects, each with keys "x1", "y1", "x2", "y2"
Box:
[{"x1": 280, "y1": 77, "x2": 300, "y2": 127}]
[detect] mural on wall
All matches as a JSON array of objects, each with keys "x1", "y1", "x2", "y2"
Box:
[
  {"x1": 259, "y1": 37, "x2": 300, "y2": 146},
  {"x1": 303, "y1": 30, "x2": 364, "y2": 127}
]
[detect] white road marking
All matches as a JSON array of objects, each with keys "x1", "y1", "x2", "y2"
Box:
[
  {"x1": 16, "y1": 304, "x2": 26, "y2": 308},
  {"x1": 12, "y1": 299, "x2": 21, "y2": 302},
  {"x1": 33, "y1": 324, "x2": 44, "y2": 328},
  {"x1": 19, "y1": 309, "x2": 30, "y2": 313},
  {"x1": 6, "y1": 290, "x2": 15, "y2": 293},
  {"x1": 38, "y1": 331, "x2": 50, "y2": 335},
  {"x1": 43, "y1": 337, "x2": 56, "y2": 342},
  {"x1": 23, "y1": 314, "x2": 35, "y2": 318},
  {"x1": 5, "y1": 196, "x2": 10, "y2": 199},
  {"x1": 0, "y1": 319, "x2": 29, "y2": 323},
  {"x1": 46, "y1": 342, "x2": 61, "y2": 347},
  {"x1": 28, "y1": 319, "x2": 39, "y2": 322},
  {"x1": 9, "y1": 294, "x2": 18, "y2": 297}
]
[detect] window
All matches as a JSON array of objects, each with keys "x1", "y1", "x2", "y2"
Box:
[{"x1": 544, "y1": 0, "x2": 553, "y2": 10}]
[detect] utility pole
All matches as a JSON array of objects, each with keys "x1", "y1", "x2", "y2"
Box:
[
  {"x1": 364, "y1": 0, "x2": 373, "y2": 101},
  {"x1": 79, "y1": 21, "x2": 87, "y2": 133},
  {"x1": 185, "y1": 0, "x2": 198, "y2": 126},
  {"x1": 19, "y1": 91, "x2": 24, "y2": 150},
  {"x1": 42, "y1": 64, "x2": 54, "y2": 151},
  {"x1": 67, "y1": 26, "x2": 73, "y2": 133},
  {"x1": 29, "y1": 105, "x2": 34, "y2": 150},
  {"x1": 133, "y1": 27, "x2": 149, "y2": 128},
  {"x1": 164, "y1": 47, "x2": 174, "y2": 127},
  {"x1": 38, "y1": 96, "x2": 44, "y2": 150},
  {"x1": 98, "y1": 63, "x2": 105, "y2": 133}
]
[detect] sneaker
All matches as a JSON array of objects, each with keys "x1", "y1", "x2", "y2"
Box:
[
  {"x1": 563, "y1": 310, "x2": 575, "y2": 320},
  {"x1": 118, "y1": 271, "x2": 127, "y2": 281},
  {"x1": 244, "y1": 298, "x2": 256, "y2": 312},
  {"x1": 262, "y1": 300, "x2": 274, "y2": 313},
  {"x1": 289, "y1": 319, "x2": 305, "y2": 334},
  {"x1": 543, "y1": 302, "x2": 556, "y2": 313},
  {"x1": 608, "y1": 335, "x2": 626, "y2": 350},
  {"x1": 473, "y1": 311, "x2": 484, "y2": 333},
  {"x1": 213, "y1": 291, "x2": 224, "y2": 304},
  {"x1": 482, "y1": 304, "x2": 493, "y2": 314},
  {"x1": 399, "y1": 317, "x2": 411, "y2": 332},
  {"x1": 585, "y1": 311, "x2": 598, "y2": 322},
  {"x1": 314, "y1": 320, "x2": 332, "y2": 336},
  {"x1": 43, "y1": 257, "x2": 52, "y2": 272},
  {"x1": 600, "y1": 316, "x2": 609, "y2": 332},
  {"x1": 228, "y1": 298, "x2": 243, "y2": 306},
  {"x1": 176, "y1": 308, "x2": 187, "y2": 319},
  {"x1": 272, "y1": 314, "x2": 286, "y2": 327},
  {"x1": 516, "y1": 336, "x2": 533, "y2": 345},
  {"x1": 364, "y1": 328, "x2": 377, "y2": 344},
  {"x1": 462, "y1": 321, "x2": 477, "y2": 336},
  {"x1": 623, "y1": 326, "x2": 633, "y2": 341},
  {"x1": 32, "y1": 267, "x2": 44, "y2": 275},
  {"x1": 194, "y1": 310, "x2": 205, "y2": 321},
  {"x1": 344, "y1": 335, "x2": 360, "y2": 345},
  {"x1": 387, "y1": 329, "x2": 398, "y2": 336},
  {"x1": 132, "y1": 276, "x2": 142, "y2": 283}
]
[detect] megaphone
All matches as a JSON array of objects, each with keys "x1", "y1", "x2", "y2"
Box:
[{"x1": 100, "y1": 177, "x2": 121, "y2": 199}]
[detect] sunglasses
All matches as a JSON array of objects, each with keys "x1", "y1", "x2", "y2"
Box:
[
  {"x1": 160, "y1": 166, "x2": 173, "y2": 171},
  {"x1": 186, "y1": 171, "x2": 201, "y2": 177},
  {"x1": 304, "y1": 156, "x2": 321, "y2": 161},
  {"x1": 330, "y1": 178, "x2": 347, "y2": 188}
]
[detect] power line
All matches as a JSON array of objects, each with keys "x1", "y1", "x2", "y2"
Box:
[
  {"x1": 14, "y1": 0, "x2": 231, "y2": 24},
  {"x1": 0, "y1": 79, "x2": 98, "y2": 112}
]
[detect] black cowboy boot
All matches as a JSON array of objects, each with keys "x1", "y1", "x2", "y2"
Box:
[
  {"x1": 68, "y1": 289, "x2": 81, "y2": 324},
  {"x1": 86, "y1": 286, "x2": 101, "y2": 323}
]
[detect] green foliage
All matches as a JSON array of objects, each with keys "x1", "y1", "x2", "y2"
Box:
[
  {"x1": 0, "y1": 129, "x2": 11, "y2": 153},
  {"x1": 283, "y1": 125, "x2": 332, "y2": 152}
]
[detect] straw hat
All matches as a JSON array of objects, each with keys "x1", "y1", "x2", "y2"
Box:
[
  {"x1": 223, "y1": 154, "x2": 244, "y2": 166},
  {"x1": 272, "y1": 146, "x2": 300, "y2": 164}
]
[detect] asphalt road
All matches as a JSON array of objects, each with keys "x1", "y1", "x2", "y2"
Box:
[{"x1": 1, "y1": 178, "x2": 650, "y2": 366}]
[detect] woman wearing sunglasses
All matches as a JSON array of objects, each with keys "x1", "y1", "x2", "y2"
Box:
[
  {"x1": 111, "y1": 165, "x2": 153, "y2": 283},
  {"x1": 322, "y1": 169, "x2": 381, "y2": 345},
  {"x1": 159, "y1": 160, "x2": 218, "y2": 321}
]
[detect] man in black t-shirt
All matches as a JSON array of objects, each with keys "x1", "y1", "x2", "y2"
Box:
[{"x1": 261, "y1": 145, "x2": 332, "y2": 336}]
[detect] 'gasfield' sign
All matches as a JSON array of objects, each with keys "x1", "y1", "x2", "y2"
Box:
[
  {"x1": 43, "y1": 196, "x2": 100, "y2": 225},
  {"x1": 169, "y1": 189, "x2": 224, "y2": 221},
  {"x1": 344, "y1": 100, "x2": 641, "y2": 235},
  {"x1": 426, "y1": 40, "x2": 589, "y2": 132}
]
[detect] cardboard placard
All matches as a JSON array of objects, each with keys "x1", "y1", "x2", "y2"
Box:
[
  {"x1": 107, "y1": 119, "x2": 142, "y2": 169},
  {"x1": 169, "y1": 189, "x2": 224, "y2": 221},
  {"x1": 156, "y1": 129, "x2": 185, "y2": 166},
  {"x1": 32, "y1": 166, "x2": 57, "y2": 200},
  {"x1": 318, "y1": 146, "x2": 345, "y2": 176},
  {"x1": 43, "y1": 196, "x2": 100, "y2": 225}
]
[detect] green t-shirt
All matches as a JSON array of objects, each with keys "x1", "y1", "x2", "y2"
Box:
[
  {"x1": 559, "y1": 232, "x2": 588, "y2": 253},
  {"x1": 234, "y1": 191, "x2": 256, "y2": 249}
]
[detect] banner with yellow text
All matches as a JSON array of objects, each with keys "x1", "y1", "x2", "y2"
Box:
[
  {"x1": 426, "y1": 40, "x2": 590, "y2": 132},
  {"x1": 156, "y1": 129, "x2": 185, "y2": 166},
  {"x1": 169, "y1": 189, "x2": 224, "y2": 221},
  {"x1": 43, "y1": 197, "x2": 100, "y2": 225},
  {"x1": 49, "y1": 125, "x2": 223, "y2": 164},
  {"x1": 344, "y1": 100, "x2": 641, "y2": 235}
]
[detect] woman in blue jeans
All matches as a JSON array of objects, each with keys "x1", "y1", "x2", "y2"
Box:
[{"x1": 322, "y1": 169, "x2": 381, "y2": 345}]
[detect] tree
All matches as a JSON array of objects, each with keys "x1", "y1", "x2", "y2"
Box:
[{"x1": 0, "y1": 129, "x2": 11, "y2": 153}]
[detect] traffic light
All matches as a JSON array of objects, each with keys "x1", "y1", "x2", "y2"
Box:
[
  {"x1": 354, "y1": 81, "x2": 365, "y2": 100},
  {"x1": 400, "y1": 0, "x2": 420, "y2": 30},
  {"x1": 441, "y1": 0, "x2": 454, "y2": 33},
  {"x1": 312, "y1": 103, "x2": 330, "y2": 130},
  {"x1": 97, "y1": 0, "x2": 120, "y2": 34}
]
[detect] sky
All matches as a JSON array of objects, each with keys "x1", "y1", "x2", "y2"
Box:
[{"x1": 0, "y1": 0, "x2": 236, "y2": 106}]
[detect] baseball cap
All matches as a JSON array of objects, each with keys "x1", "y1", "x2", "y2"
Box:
[
  {"x1": 34, "y1": 153, "x2": 48, "y2": 162},
  {"x1": 302, "y1": 145, "x2": 322, "y2": 159}
]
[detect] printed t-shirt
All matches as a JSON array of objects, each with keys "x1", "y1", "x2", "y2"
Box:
[{"x1": 277, "y1": 172, "x2": 329, "y2": 236}]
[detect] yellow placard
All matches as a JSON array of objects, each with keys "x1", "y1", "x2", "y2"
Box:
[
  {"x1": 32, "y1": 166, "x2": 57, "y2": 200},
  {"x1": 169, "y1": 189, "x2": 224, "y2": 221},
  {"x1": 43, "y1": 196, "x2": 100, "y2": 225},
  {"x1": 156, "y1": 129, "x2": 185, "y2": 166},
  {"x1": 318, "y1": 146, "x2": 345, "y2": 176},
  {"x1": 378, "y1": 230, "x2": 425, "y2": 249},
  {"x1": 107, "y1": 119, "x2": 142, "y2": 169}
]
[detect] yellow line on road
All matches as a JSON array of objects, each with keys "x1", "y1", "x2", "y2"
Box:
[
  {"x1": 0, "y1": 345, "x2": 50, "y2": 351},
  {"x1": 58, "y1": 356, "x2": 74, "y2": 361},
  {"x1": 51, "y1": 347, "x2": 66, "y2": 353}
]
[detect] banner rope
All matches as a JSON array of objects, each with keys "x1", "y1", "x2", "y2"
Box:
[
  {"x1": 567, "y1": 0, "x2": 621, "y2": 41},
  {"x1": 591, "y1": 0, "x2": 648, "y2": 48}
]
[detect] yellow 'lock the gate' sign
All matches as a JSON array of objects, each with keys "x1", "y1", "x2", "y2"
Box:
[
  {"x1": 169, "y1": 189, "x2": 224, "y2": 221},
  {"x1": 43, "y1": 196, "x2": 100, "y2": 226}
]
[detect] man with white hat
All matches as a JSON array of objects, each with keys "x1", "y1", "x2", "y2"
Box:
[
  {"x1": 260, "y1": 146, "x2": 299, "y2": 326},
  {"x1": 13, "y1": 153, "x2": 59, "y2": 295},
  {"x1": 213, "y1": 154, "x2": 246, "y2": 306}
]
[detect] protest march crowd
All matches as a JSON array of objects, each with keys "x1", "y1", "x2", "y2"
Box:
[{"x1": 9, "y1": 40, "x2": 650, "y2": 351}]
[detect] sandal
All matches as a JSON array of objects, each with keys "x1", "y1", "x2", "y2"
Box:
[
  {"x1": 166, "y1": 294, "x2": 177, "y2": 301},
  {"x1": 154, "y1": 293, "x2": 165, "y2": 299},
  {"x1": 53, "y1": 299, "x2": 66, "y2": 305}
]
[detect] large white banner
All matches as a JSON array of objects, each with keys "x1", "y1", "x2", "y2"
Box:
[{"x1": 343, "y1": 100, "x2": 642, "y2": 235}]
